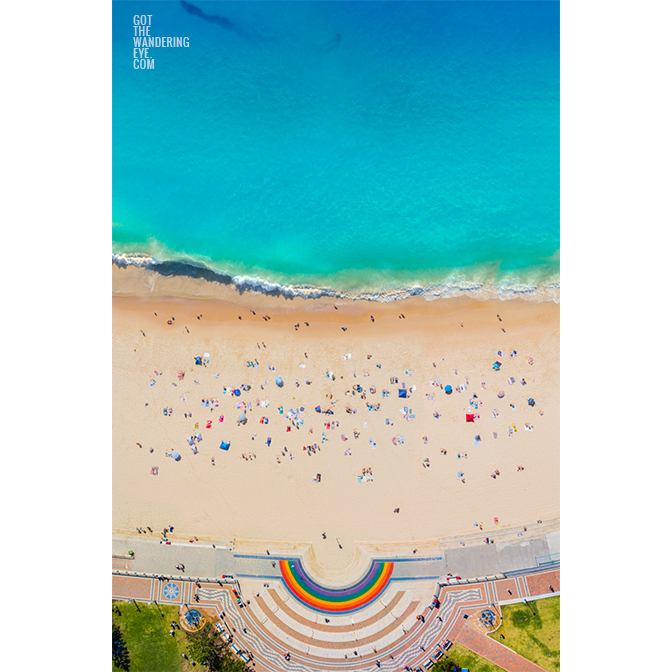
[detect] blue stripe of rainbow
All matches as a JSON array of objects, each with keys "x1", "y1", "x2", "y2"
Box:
[{"x1": 279, "y1": 559, "x2": 394, "y2": 613}]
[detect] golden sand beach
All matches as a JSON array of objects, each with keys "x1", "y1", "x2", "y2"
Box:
[{"x1": 113, "y1": 265, "x2": 558, "y2": 571}]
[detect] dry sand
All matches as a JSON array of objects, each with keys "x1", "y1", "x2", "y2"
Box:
[{"x1": 113, "y1": 265, "x2": 559, "y2": 570}]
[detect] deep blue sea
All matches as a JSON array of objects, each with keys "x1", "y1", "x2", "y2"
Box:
[{"x1": 113, "y1": 1, "x2": 559, "y2": 300}]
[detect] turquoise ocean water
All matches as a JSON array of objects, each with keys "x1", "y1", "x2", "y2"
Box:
[{"x1": 113, "y1": 1, "x2": 559, "y2": 301}]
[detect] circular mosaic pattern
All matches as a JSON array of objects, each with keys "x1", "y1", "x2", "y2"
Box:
[
  {"x1": 182, "y1": 608, "x2": 205, "y2": 632},
  {"x1": 163, "y1": 582, "x2": 180, "y2": 600},
  {"x1": 477, "y1": 608, "x2": 501, "y2": 632}
]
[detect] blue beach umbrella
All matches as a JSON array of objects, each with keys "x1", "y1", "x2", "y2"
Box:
[
  {"x1": 528, "y1": 398, "x2": 535, "y2": 406},
  {"x1": 219, "y1": 440, "x2": 230, "y2": 451},
  {"x1": 233, "y1": 389, "x2": 241, "y2": 396},
  {"x1": 444, "y1": 385, "x2": 453, "y2": 395},
  {"x1": 170, "y1": 451, "x2": 181, "y2": 461},
  {"x1": 275, "y1": 377, "x2": 284, "y2": 387},
  {"x1": 398, "y1": 389, "x2": 407, "y2": 398}
]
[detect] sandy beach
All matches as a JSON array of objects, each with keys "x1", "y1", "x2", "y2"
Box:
[{"x1": 113, "y1": 265, "x2": 559, "y2": 572}]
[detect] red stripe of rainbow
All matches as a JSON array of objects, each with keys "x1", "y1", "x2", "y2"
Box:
[{"x1": 279, "y1": 559, "x2": 394, "y2": 613}]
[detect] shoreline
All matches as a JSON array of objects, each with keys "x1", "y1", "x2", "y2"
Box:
[
  {"x1": 113, "y1": 268, "x2": 559, "y2": 572},
  {"x1": 113, "y1": 254, "x2": 560, "y2": 304}
]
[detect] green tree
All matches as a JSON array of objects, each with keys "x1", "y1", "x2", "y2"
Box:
[
  {"x1": 432, "y1": 659, "x2": 460, "y2": 672},
  {"x1": 112, "y1": 620, "x2": 131, "y2": 671},
  {"x1": 186, "y1": 622, "x2": 248, "y2": 671}
]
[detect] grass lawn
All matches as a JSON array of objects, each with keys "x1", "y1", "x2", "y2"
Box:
[
  {"x1": 434, "y1": 642, "x2": 507, "y2": 671},
  {"x1": 113, "y1": 600, "x2": 190, "y2": 671},
  {"x1": 487, "y1": 596, "x2": 560, "y2": 671}
]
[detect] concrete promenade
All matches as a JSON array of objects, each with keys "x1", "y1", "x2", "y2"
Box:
[
  {"x1": 112, "y1": 517, "x2": 559, "y2": 584},
  {"x1": 112, "y1": 525, "x2": 559, "y2": 672}
]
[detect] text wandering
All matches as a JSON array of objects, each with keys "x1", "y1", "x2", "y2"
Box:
[{"x1": 132, "y1": 14, "x2": 190, "y2": 70}]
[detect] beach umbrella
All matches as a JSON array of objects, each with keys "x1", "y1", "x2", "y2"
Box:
[
  {"x1": 497, "y1": 390, "x2": 505, "y2": 398},
  {"x1": 528, "y1": 398, "x2": 535, "y2": 406},
  {"x1": 233, "y1": 389, "x2": 241, "y2": 396},
  {"x1": 492, "y1": 362, "x2": 501, "y2": 371},
  {"x1": 195, "y1": 356, "x2": 202, "y2": 366},
  {"x1": 444, "y1": 385, "x2": 453, "y2": 395},
  {"x1": 238, "y1": 413, "x2": 246, "y2": 421},
  {"x1": 275, "y1": 377, "x2": 284, "y2": 387},
  {"x1": 219, "y1": 441, "x2": 230, "y2": 451},
  {"x1": 398, "y1": 389, "x2": 407, "y2": 398},
  {"x1": 170, "y1": 451, "x2": 181, "y2": 461}
]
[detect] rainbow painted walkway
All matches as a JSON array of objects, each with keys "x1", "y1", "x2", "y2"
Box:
[{"x1": 279, "y1": 558, "x2": 394, "y2": 613}]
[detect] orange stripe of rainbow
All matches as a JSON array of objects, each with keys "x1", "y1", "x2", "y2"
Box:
[{"x1": 279, "y1": 559, "x2": 394, "y2": 613}]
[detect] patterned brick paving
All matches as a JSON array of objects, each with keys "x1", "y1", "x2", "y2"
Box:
[
  {"x1": 267, "y1": 588, "x2": 406, "y2": 632},
  {"x1": 450, "y1": 617, "x2": 547, "y2": 672},
  {"x1": 254, "y1": 592, "x2": 421, "y2": 650},
  {"x1": 112, "y1": 575, "x2": 152, "y2": 600},
  {"x1": 112, "y1": 564, "x2": 559, "y2": 671},
  {"x1": 516, "y1": 575, "x2": 529, "y2": 598},
  {"x1": 525, "y1": 569, "x2": 559, "y2": 597},
  {"x1": 496, "y1": 578, "x2": 521, "y2": 601}
]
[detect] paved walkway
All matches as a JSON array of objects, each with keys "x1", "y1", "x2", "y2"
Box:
[
  {"x1": 449, "y1": 616, "x2": 547, "y2": 672},
  {"x1": 112, "y1": 529, "x2": 559, "y2": 671},
  {"x1": 113, "y1": 517, "x2": 558, "y2": 583},
  {"x1": 113, "y1": 560, "x2": 559, "y2": 672}
]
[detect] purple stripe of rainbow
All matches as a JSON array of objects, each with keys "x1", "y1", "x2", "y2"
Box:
[{"x1": 280, "y1": 559, "x2": 394, "y2": 613}]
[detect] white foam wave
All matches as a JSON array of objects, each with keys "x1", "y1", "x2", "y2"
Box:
[{"x1": 112, "y1": 253, "x2": 559, "y2": 303}]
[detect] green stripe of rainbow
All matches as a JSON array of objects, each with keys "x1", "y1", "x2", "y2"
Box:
[{"x1": 279, "y1": 559, "x2": 394, "y2": 613}]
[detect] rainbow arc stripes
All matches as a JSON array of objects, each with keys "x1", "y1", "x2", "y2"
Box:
[{"x1": 279, "y1": 559, "x2": 394, "y2": 613}]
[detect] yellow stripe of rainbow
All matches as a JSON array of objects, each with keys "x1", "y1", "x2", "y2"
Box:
[{"x1": 279, "y1": 559, "x2": 394, "y2": 613}]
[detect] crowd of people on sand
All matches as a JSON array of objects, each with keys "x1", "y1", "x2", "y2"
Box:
[{"x1": 140, "y1": 310, "x2": 545, "y2": 525}]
